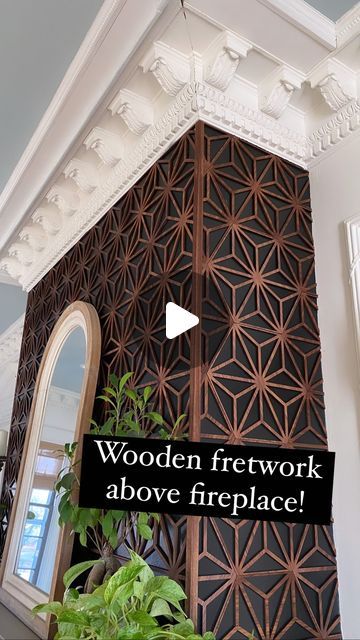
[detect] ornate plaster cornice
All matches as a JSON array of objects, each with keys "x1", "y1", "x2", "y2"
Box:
[
  {"x1": 0, "y1": 315, "x2": 24, "y2": 365},
  {"x1": 0, "y1": 0, "x2": 359, "y2": 291}
]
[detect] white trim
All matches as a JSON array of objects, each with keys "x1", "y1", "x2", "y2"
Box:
[
  {"x1": 0, "y1": 315, "x2": 25, "y2": 365},
  {"x1": 345, "y1": 214, "x2": 360, "y2": 372},
  {"x1": 0, "y1": 0, "x2": 174, "y2": 254},
  {"x1": 336, "y1": 2, "x2": 360, "y2": 47},
  {"x1": 0, "y1": 303, "x2": 98, "y2": 638},
  {"x1": 1, "y1": 2, "x2": 360, "y2": 290},
  {"x1": 257, "y1": 0, "x2": 336, "y2": 48}
]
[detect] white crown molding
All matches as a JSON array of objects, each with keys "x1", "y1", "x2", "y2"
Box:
[
  {"x1": 196, "y1": 82, "x2": 307, "y2": 161},
  {"x1": 310, "y1": 59, "x2": 357, "y2": 112},
  {"x1": 257, "y1": 0, "x2": 336, "y2": 48},
  {"x1": 0, "y1": 0, "x2": 174, "y2": 255},
  {"x1": 64, "y1": 159, "x2": 99, "y2": 193},
  {"x1": 204, "y1": 31, "x2": 252, "y2": 91},
  {"x1": 336, "y1": 3, "x2": 360, "y2": 47},
  {"x1": 0, "y1": 0, "x2": 360, "y2": 291},
  {"x1": 84, "y1": 127, "x2": 123, "y2": 167},
  {"x1": 0, "y1": 315, "x2": 25, "y2": 365},
  {"x1": 10, "y1": 84, "x2": 199, "y2": 291},
  {"x1": 109, "y1": 89, "x2": 154, "y2": 134},
  {"x1": 140, "y1": 41, "x2": 190, "y2": 96},
  {"x1": 259, "y1": 66, "x2": 305, "y2": 119},
  {"x1": 307, "y1": 99, "x2": 360, "y2": 158}
]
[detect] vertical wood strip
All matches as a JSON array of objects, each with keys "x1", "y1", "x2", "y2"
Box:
[{"x1": 186, "y1": 120, "x2": 204, "y2": 623}]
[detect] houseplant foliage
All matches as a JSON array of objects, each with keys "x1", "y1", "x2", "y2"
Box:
[
  {"x1": 33, "y1": 550, "x2": 215, "y2": 640},
  {"x1": 55, "y1": 372, "x2": 186, "y2": 591}
]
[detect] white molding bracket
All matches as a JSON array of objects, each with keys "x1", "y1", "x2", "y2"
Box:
[
  {"x1": 109, "y1": 89, "x2": 154, "y2": 135},
  {"x1": 204, "y1": 31, "x2": 252, "y2": 91},
  {"x1": 310, "y1": 59, "x2": 357, "y2": 112},
  {"x1": 46, "y1": 185, "x2": 80, "y2": 217},
  {"x1": 140, "y1": 41, "x2": 190, "y2": 96},
  {"x1": 0, "y1": 0, "x2": 360, "y2": 293},
  {"x1": 32, "y1": 207, "x2": 62, "y2": 235},
  {"x1": 8, "y1": 242, "x2": 34, "y2": 266},
  {"x1": 19, "y1": 224, "x2": 47, "y2": 252},
  {"x1": 64, "y1": 158, "x2": 99, "y2": 193},
  {"x1": 84, "y1": 127, "x2": 123, "y2": 166},
  {"x1": 259, "y1": 66, "x2": 305, "y2": 119}
]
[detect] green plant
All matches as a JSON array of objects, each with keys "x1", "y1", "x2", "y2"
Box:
[
  {"x1": 55, "y1": 373, "x2": 186, "y2": 590},
  {"x1": 33, "y1": 551, "x2": 215, "y2": 640}
]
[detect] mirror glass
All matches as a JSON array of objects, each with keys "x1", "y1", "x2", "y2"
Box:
[{"x1": 14, "y1": 327, "x2": 86, "y2": 594}]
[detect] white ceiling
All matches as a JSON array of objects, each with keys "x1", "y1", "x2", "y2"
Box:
[
  {"x1": 0, "y1": 0, "x2": 103, "y2": 195},
  {"x1": 305, "y1": 0, "x2": 359, "y2": 20}
]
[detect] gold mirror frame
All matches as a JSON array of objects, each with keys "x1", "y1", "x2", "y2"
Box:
[{"x1": 0, "y1": 301, "x2": 101, "y2": 639}]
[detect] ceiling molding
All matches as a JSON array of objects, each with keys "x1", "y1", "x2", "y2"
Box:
[
  {"x1": 257, "y1": 0, "x2": 336, "y2": 48},
  {"x1": 0, "y1": 0, "x2": 174, "y2": 255},
  {"x1": 0, "y1": 315, "x2": 24, "y2": 365},
  {"x1": 0, "y1": 0, "x2": 359, "y2": 290},
  {"x1": 336, "y1": 3, "x2": 360, "y2": 47}
]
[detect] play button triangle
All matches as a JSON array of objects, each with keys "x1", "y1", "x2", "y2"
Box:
[{"x1": 166, "y1": 302, "x2": 199, "y2": 339}]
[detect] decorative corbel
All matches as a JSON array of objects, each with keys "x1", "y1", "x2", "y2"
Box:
[
  {"x1": 32, "y1": 206, "x2": 62, "y2": 235},
  {"x1": 310, "y1": 59, "x2": 357, "y2": 112},
  {"x1": 19, "y1": 224, "x2": 47, "y2": 252},
  {"x1": 64, "y1": 158, "x2": 99, "y2": 193},
  {"x1": 109, "y1": 88, "x2": 154, "y2": 135},
  {"x1": 0, "y1": 257, "x2": 24, "y2": 281},
  {"x1": 140, "y1": 42, "x2": 190, "y2": 97},
  {"x1": 84, "y1": 127, "x2": 123, "y2": 167},
  {"x1": 259, "y1": 66, "x2": 305, "y2": 119},
  {"x1": 46, "y1": 185, "x2": 80, "y2": 217},
  {"x1": 204, "y1": 31, "x2": 252, "y2": 91},
  {"x1": 8, "y1": 242, "x2": 34, "y2": 266}
]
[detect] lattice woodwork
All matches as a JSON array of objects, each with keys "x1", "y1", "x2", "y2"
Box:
[
  {"x1": 0, "y1": 129, "x2": 195, "y2": 586},
  {"x1": 192, "y1": 125, "x2": 341, "y2": 639},
  {"x1": 0, "y1": 123, "x2": 341, "y2": 638}
]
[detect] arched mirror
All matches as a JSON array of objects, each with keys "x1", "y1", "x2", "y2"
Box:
[{"x1": 0, "y1": 302, "x2": 101, "y2": 639}]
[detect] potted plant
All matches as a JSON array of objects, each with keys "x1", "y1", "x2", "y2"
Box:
[
  {"x1": 33, "y1": 550, "x2": 215, "y2": 640},
  {"x1": 55, "y1": 373, "x2": 186, "y2": 591}
]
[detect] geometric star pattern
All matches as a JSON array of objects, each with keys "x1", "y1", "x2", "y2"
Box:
[
  {"x1": 0, "y1": 128, "x2": 195, "y2": 587},
  {"x1": 0, "y1": 123, "x2": 341, "y2": 639},
  {"x1": 195, "y1": 126, "x2": 341, "y2": 639}
]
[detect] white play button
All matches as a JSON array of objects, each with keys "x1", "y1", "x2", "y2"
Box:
[{"x1": 166, "y1": 302, "x2": 199, "y2": 339}]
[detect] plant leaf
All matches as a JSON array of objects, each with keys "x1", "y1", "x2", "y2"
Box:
[
  {"x1": 149, "y1": 598, "x2": 173, "y2": 618},
  {"x1": 104, "y1": 564, "x2": 143, "y2": 605},
  {"x1": 57, "y1": 610, "x2": 89, "y2": 626},
  {"x1": 128, "y1": 610, "x2": 157, "y2": 626},
  {"x1": 119, "y1": 372, "x2": 133, "y2": 391},
  {"x1": 137, "y1": 523, "x2": 152, "y2": 540},
  {"x1": 125, "y1": 389, "x2": 137, "y2": 403},
  {"x1": 63, "y1": 559, "x2": 102, "y2": 589},
  {"x1": 101, "y1": 511, "x2": 114, "y2": 540},
  {"x1": 32, "y1": 602, "x2": 62, "y2": 617},
  {"x1": 147, "y1": 412, "x2": 164, "y2": 425},
  {"x1": 143, "y1": 386, "x2": 153, "y2": 403}
]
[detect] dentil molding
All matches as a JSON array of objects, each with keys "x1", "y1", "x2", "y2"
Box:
[{"x1": 0, "y1": 3, "x2": 359, "y2": 291}]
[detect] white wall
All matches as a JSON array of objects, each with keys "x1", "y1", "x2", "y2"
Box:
[{"x1": 310, "y1": 132, "x2": 360, "y2": 639}]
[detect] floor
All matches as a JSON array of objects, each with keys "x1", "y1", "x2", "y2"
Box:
[{"x1": 0, "y1": 604, "x2": 38, "y2": 639}]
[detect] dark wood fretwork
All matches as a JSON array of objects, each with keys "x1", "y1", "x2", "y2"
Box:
[{"x1": 0, "y1": 123, "x2": 341, "y2": 640}]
